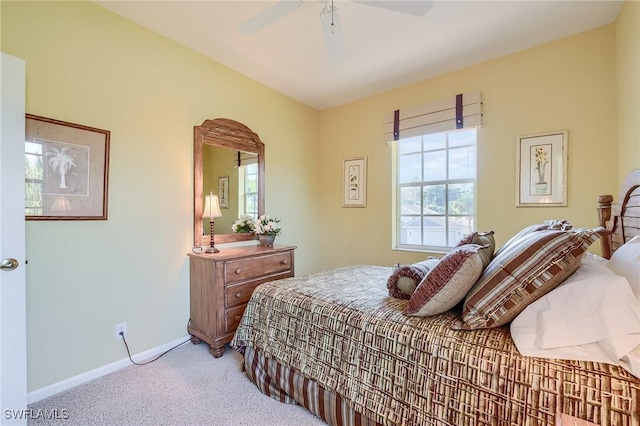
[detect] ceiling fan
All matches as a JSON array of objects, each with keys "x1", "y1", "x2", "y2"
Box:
[{"x1": 239, "y1": 1, "x2": 433, "y2": 62}]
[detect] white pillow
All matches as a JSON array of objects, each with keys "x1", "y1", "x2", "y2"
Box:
[
  {"x1": 607, "y1": 235, "x2": 640, "y2": 298},
  {"x1": 511, "y1": 254, "x2": 640, "y2": 378}
]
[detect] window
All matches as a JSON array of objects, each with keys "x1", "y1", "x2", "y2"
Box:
[
  {"x1": 238, "y1": 163, "x2": 258, "y2": 219},
  {"x1": 395, "y1": 128, "x2": 477, "y2": 251},
  {"x1": 25, "y1": 141, "x2": 44, "y2": 216}
]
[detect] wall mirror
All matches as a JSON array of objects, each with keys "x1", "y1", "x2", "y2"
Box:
[{"x1": 194, "y1": 118, "x2": 265, "y2": 247}]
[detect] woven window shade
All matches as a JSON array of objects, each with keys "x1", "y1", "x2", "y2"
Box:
[{"x1": 384, "y1": 90, "x2": 482, "y2": 143}]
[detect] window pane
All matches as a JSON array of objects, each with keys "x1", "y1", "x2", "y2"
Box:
[
  {"x1": 25, "y1": 141, "x2": 42, "y2": 155},
  {"x1": 424, "y1": 133, "x2": 446, "y2": 151},
  {"x1": 399, "y1": 186, "x2": 420, "y2": 214},
  {"x1": 246, "y1": 174, "x2": 257, "y2": 193},
  {"x1": 449, "y1": 129, "x2": 476, "y2": 148},
  {"x1": 423, "y1": 151, "x2": 446, "y2": 182},
  {"x1": 423, "y1": 184, "x2": 445, "y2": 214},
  {"x1": 423, "y1": 216, "x2": 446, "y2": 247},
  {"x1": 448, "y1": 216, "x2": 474, "y2": 245},
  {"x1": 245, "y1": 194, "x2": 257, "y2": 218},
  {"x1": 398, "y1": 136, "x2": 422, "y2": 154},
  {"x1": 448, "y1": 183, "x2": 474, "y2": 215},
  {"x1": 25, "y1": 182, "x2": 42, "y2": 216},
  {"x1": 25, "y1": 154, "x2": 43, "y2": 180},
  {"x1": 448, "y1": 146, "x2": 476, "y2": 179},
  {"x1": 398, "y1": 153, "x2": 421, "y2": 183},
  {"x1": 399, "y1": 216, "x2": 421, "y2": 245}
]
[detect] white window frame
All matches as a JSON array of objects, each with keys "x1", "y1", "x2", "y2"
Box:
[
  {"x1": 238, "y1": 162, "x2": 258, "y2": 220},
  {"x1": 393, "y1": 128, "x2": 477, "y2": 252}
]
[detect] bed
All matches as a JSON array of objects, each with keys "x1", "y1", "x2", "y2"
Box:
[{"x1": 230, "y1": 169, "x2": 640, "y2": 426}]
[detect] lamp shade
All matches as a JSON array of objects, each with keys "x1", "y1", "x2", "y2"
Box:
[
  {"x1": 203, "y1": 192, "x2": 223, "y2": 219},
  {"x1": 51, "y1": 196, "x2": 71, "y2": 213}
]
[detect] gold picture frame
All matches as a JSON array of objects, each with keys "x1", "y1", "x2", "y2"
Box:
[
  {"x1": 25, "y1": 114, "x2": 110, "y2": 220},
  {"x1": 516, "y1": 130, "x2": 567, "y2": 207}
]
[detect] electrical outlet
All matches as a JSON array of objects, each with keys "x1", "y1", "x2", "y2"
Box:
[{"x1": 115, "y1": 322, "x2": 127, "y2": 339}]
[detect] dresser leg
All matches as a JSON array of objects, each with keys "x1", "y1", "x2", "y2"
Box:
[
  {"x1": 190, "y1": 336, "x2": 201, "y2": 345},
  {"x1": 209, "y1": 345, "x2": 224, "y2": 358}
]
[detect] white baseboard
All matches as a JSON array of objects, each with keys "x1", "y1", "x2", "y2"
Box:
[{"x1": 27, "y1": 335, "x2": 191, "y2": 404}]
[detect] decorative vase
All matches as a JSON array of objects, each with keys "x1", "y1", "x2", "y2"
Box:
[
  {"x1": 534, "y1": 182, "x2": 548, "y2": 194},
  {"x1": 258, "y1": 234, "x2": 275, "y2": 247}
]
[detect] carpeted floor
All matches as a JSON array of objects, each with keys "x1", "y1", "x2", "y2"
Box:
[{"x1": 28, "y1": 343, "x2": 326, "y2": 426}]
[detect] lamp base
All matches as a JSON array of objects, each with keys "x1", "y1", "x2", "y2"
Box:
[{"x1": 204, "y1": 247, "x2": 220, "y2": 254}]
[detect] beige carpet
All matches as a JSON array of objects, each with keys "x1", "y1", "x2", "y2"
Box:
[{"x1": 28, "y1": 343, "x2": 326, "y2": 425}]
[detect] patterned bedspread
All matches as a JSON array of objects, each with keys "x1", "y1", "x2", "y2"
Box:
[{"x1": 231, "y1": 265, "x2": 640, "y2": 426}]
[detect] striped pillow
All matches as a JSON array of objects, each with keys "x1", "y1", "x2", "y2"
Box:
[
  {"x1": 494, "y1": 220, "x2": 571, "y2": 257},
  {"x1": 455, "y1": 227, "x2": 605, "y2": 330}
]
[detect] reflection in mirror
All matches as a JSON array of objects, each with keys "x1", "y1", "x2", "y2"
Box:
[
  {"x1": 202, "y1": 145, "x2": 258, "y2": 236},
  {"x1": 194, "y1": 119, "x2": 264, "y2": 247}
]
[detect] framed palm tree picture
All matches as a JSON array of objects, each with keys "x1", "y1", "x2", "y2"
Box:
[{"x1": 25, "y1": 114, "x2": 110, "y2": 220}]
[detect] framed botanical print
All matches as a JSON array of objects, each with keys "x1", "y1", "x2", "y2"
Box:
[
  {"x1": 516, "y1": 130, "x2": 567, "y2": 207},
  {"x1": 342, "y1": 157, "x2": 367, "y2": 208}
]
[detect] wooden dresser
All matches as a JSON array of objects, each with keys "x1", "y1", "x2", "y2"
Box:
[{"x1": 187, "y1": 244, "x2": 296, "y2": 357}]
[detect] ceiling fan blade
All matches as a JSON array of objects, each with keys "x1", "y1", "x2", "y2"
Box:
[
  {"x1": 352, "y1": 1, "x2": 433, "y2": 17},
  {"x1": 239, "y1": 1, "x2": 302, "y2": 35},
  {"x1": 320, "y1": 5, "x2": 346, "y2": 62}
]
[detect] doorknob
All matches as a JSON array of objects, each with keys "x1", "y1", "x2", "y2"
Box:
[{"x1": 0, "y1": 258, "x2": 19, "y2": 271}]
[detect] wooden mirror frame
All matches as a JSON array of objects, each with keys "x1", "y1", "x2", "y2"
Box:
[{"x1": 194, "y1": 118, "x2": 265, "y2": 246}]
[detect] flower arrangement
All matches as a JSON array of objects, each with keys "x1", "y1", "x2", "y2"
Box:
[
  {"x1": 231, "y1": 215, "x2": 255, "y2": 233},
  {"x1": 253, "y1": 215, "x2": 282, "y2": 236},
  {"x1": 534, "y1": 146, "x2": 549, "y2": 184},
  {"x1": 231, "y1": 214, "x2": 282, "y2": 236}
]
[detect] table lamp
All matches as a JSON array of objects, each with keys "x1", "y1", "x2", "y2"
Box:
[{"x1": 203, "y1": 191, "x2": 223, "y2": 253}]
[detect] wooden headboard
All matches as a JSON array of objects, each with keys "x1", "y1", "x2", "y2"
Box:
[{"x1": 597, "y1": 169, "x2": 640, "y2": 259}]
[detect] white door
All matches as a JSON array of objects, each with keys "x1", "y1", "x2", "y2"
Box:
[{"x1": 0, "y1": 53, "x2": 27, "y2": 425}]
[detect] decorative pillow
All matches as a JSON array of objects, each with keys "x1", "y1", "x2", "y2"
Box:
[
  {"x1": 387, "y1": 259, "x2": 439, "y2": 299},
  {"x1": 494, "y1": 220, "x2": 571, "y2": 257},
  {"x1": 405, "y1": 244, "x2": 487, "y2": 316},
  {"x1": 607, "y1": 235, "x2": 640, "y2": 298},
  {"x1": 455, "y1": 227, "x2": 605, "y2": 330},
  {"x1": 456, "y1": 231, "x2": 495, "y2": 268}
]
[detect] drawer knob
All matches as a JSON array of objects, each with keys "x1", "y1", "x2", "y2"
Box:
[
  {"x1": 235, "y1": 292, "x2": 242, "y2": 298},
  {"x1": 235, "y1": 316, "x2": 241, "y2": 321},
  {"x1": 281, "y1": 259, "x2": 288, "y2": 265},
  {"x1": 235, "y1": 268, "x2": 242, "y2": 275}
]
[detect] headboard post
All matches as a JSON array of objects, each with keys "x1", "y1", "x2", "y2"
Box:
[{"x1": 597, "y1": 195, "x2": 613, "y2": 259}]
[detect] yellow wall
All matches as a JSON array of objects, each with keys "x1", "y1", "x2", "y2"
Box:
[
  {"x1": 1, "y1": 0, "x2": 636, "y2": 395},
  {"x1": 616, "y1": 0, "x2": 640, "y2": 184},
  {"x1": 317, "y1": 24, "x2": 619, "y2": 270},
  {"x1": 1, "y1": 1, "x2": 319, "y2": 392}
]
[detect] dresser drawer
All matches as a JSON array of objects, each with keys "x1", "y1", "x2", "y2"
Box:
[
  {"x1": 225, "y1": 305, "x2": 246, "y2": 333},
  {"x1": 225, "y1": 252, "x2": 292, "y2": 283},
  {"x1": 225, "y1": 281, "x2": 263, "y2": 308}
]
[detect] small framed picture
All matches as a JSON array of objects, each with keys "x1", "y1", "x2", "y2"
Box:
[
  {"x1": 25, "y1": 114, "x2": 110, "y2": 220},
  {"x1": 516, "y1": 130, "x2": 568, "y2": 207},
  {"x1": 342, "y1": 157, "x2": 367, "y2": 208},
  {"x1": 218, "y1": 175, "x2": 229, "y2": 208}
]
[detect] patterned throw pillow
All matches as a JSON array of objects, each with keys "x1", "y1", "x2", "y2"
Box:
[
  {"x1": 494, "y1": 220, "x2": 571, "y2": 257},
  {"x1": 387, "y1": 259, "x2": 439, "y2": 299},
  {"x1": 405, "y1": 244, "x2": 488, "y2": 317},
  {"x1": 454, "y1": 227, "x2": 605, "y2": 330},
  {"x1": 456, "y1": 231, "x2": 495, "y2": 268}
]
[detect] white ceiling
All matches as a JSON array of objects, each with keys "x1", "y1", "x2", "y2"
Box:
[{"x1": 95, "y1": 0, "x2": 623, "y2": 110}]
